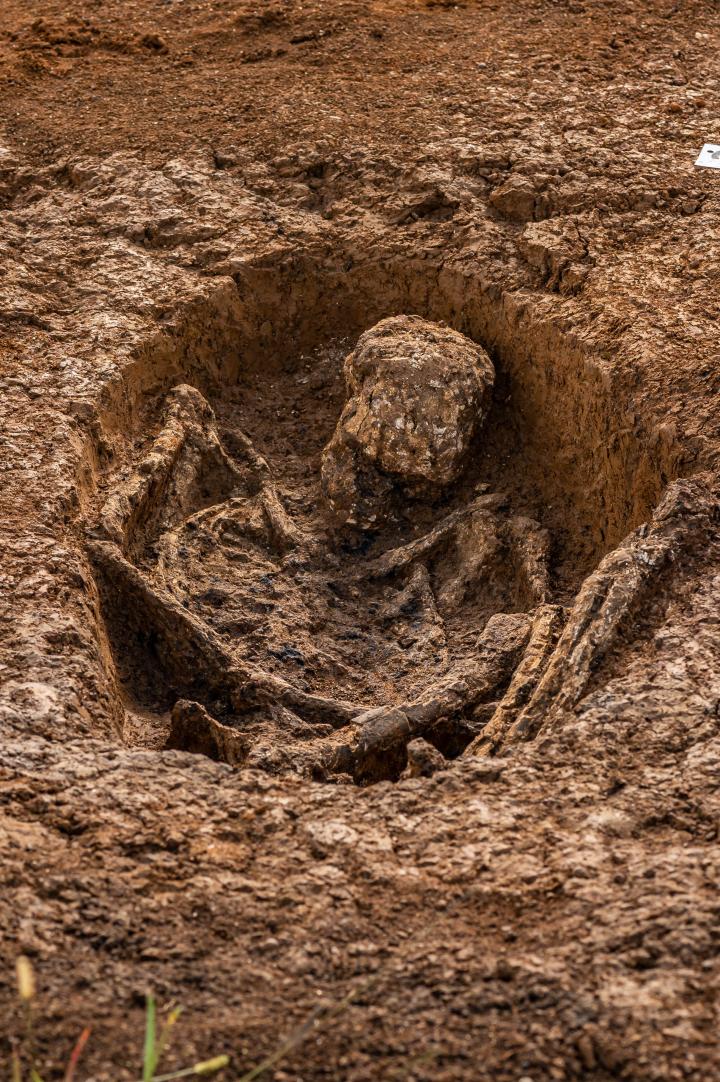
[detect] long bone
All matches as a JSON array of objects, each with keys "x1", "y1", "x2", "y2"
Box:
[
  {"x1": 95, "y1": 383, "x2": 303, "y2": 558},
  {"x1": 357, "y1": 494, "x2": 550, "y2": 619},
  {"x1": 463, "y1": 603, "x2": 565, "y2": 757},
  {"x1": 95, "y1": 384, "x2": 242, "y2": 557},
  {"x1": 472, "y1": 476, "x2": 717, "y2": 752},
  {"x1": 328, "y1": 611, "x2": 532, "y2": 783},
  {"x1": 363, "y1": 492, "x2": 507, "y2": 577}
]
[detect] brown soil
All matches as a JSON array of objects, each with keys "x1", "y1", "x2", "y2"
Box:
[{"x1": 2, "y1": 0, "x2": 720, "y2": 1079}]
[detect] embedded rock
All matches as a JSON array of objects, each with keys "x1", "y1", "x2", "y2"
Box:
[
  {"x1": 165, "y1": 699, "x2": 248, "y2": 765},
  {"x1": 489, "y1": 174, "x2": 538, "y2": 221},
  {"x1": 321, "y1": 315, "x2": 495, "y2": 528},
  {"x1": 402, "y1": 738, "x2": 446, "y2": 778}
]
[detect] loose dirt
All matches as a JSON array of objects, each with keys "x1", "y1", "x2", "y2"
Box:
[{"x1": 2, "y1": 0, "x2": 720, "y2": 1079}]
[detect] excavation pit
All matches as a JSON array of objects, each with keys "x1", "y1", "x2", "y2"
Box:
[{"x1": 86, "y1": 260, "x2": 688, "y2": 783}]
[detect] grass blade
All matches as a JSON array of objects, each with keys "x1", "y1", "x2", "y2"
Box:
[
  {"x1": 193, "y1": 1056, "x2": 230, "y2": 1075},
  {"x1": 64, "y1": 1027, "x2": 92, "y2": 1082},
  {"x1": 143, "y1": 995, "x2": 157, "y2": 1082},
  {"x1": 16, "y1": 958, "x2": 36, "y2": 1003},
  {"x1": 156, "y1": 1006, "x2": 183, "y2": 1068},
  {"x1": 143, "y1": 1056, "x2": 229, "y2": 1082},
  {"x1": 237, "y1": 978, "x2": 373, "y2": 1082}
]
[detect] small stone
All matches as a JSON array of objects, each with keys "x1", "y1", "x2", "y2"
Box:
[
  {"x1": 165, "y1": 700, "x2": 247, "y2": 765},
  {"x1": 577, "y1": 1033, "x2": 597, "y2": 1071},
  {"x1": 494, "y1": 958, "x2": 515, "y2": 981},
  {"x1": 139, "y1": 33, "x2": 168, "y2": 52},
  {"x1": 402, "y1": 738, "x2": 446, "y2": 778}
]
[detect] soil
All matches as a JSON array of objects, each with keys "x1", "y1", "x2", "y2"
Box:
[{"x1": 2, "y1": 0, "x2": 720, "y2": 1079}]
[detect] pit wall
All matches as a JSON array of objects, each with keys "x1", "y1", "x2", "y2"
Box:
[{"x1": 85, "y1": 248, "x2": 683, "y2": 565}]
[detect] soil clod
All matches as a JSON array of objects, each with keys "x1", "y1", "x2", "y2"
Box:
[{"x1": 321, "y1": 315, "x2": 494, "y2": 529}]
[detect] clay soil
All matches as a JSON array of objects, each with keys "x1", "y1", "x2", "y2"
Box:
[{"x1": 2, "y1": 0, "x2": 720, "y2": 1079}]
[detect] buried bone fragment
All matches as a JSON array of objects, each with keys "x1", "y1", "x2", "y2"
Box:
[{"x1": 321, "y1": 315, "x2": 495, "y2": 529}]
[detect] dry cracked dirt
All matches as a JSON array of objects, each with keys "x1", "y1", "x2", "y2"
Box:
[{"x1": 2, "y1": 0, "x2": 720, "y2": 1078}]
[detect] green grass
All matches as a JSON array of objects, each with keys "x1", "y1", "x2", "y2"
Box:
[
  {"x1": 11, "y1": 957, "x2": 229, "y2": 1082},
  {"x1": 10, "y1": 956, "x2": 372, "y2": 1082}
]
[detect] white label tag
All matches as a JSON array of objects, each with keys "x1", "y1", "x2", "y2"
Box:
[{"x1": 695, "y1": 143, "x2": 720, "y2": 169}]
